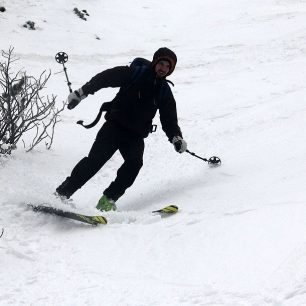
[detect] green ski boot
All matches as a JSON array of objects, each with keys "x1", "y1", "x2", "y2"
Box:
[{"x1": 96, "y1": 195, "x2": 117, "y2": 212}]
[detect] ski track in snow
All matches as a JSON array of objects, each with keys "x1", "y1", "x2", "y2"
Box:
[{"x1": 1, "y1": 0, "x2": 306, "y2": 305}]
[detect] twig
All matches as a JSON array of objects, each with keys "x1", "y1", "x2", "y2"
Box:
[{"x1": 0, "y1": 48, "x2": 65, "y2": 154}]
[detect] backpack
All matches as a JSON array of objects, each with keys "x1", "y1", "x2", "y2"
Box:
[
  {"x1": 129, "y1": 57, "x2": 174, "y2": 88},
  {"x1": 77, "y1": 58, "x2": 173, "y2": 129}
]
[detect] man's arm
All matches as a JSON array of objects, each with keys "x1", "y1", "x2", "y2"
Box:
[
  {"x1": 159, "y1": 85, "x2": 187, "y2": 153},
  {"x1": 81, "y1": 66, "x2": 132, "y2": 95},
  {"x1": 159, "y1": 85, "x2": 183, "y2": 141},
  {"x1": 67, "y1": 66, "x2": 132, "y2": 110}
]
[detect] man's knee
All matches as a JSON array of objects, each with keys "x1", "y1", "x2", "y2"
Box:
[{"x1": 126, "y1": 157, "x2": 143, "y2": 171}]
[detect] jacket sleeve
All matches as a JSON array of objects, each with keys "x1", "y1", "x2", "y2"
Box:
[
  {"x1": 81, "y1": 66, "x2": 132, "y2": 96},
  {"x1": 159, "y1": 85, "x2": 183, "y2": 142}
]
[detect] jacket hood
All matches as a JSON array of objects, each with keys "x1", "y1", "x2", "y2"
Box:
[{"x1": 151, "y1": 47, "x2": 177, "y2": 76}]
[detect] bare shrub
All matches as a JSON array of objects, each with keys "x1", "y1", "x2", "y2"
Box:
[{"x1": 0, "y1": 47, "x2": 65, "y2": 155}]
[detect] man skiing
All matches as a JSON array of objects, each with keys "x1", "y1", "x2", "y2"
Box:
[{"x1": 56, "y1": 47, "x2": 187, "y2": 212}]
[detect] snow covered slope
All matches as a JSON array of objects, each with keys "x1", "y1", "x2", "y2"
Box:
[{"x1": 1, "y1": 0, "x2": 306, "y2": 305}]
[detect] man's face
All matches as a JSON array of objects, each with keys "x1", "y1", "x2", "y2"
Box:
[{"x1": 155, "y1": 60, "x2": 170, "y2": 78}]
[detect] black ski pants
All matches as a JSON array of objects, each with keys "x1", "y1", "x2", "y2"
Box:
[{"x1": 67, "y1": 120, "x2": 144, "y2": 201}]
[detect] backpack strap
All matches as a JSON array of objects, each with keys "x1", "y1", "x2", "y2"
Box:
[
  {"x1": 166, "y1": 79, "x2": 174, "y2": 87},
  {"x1": 77, "y1": 102, "x2": 112, "y2": 129}
]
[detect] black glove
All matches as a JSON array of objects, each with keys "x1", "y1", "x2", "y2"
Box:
[
  {"x1": 67, "y1": 88, "x2": 86, "y2": 110},
  {"x1": 172, "y1": 136, "x2": 187, "y2": 153}
]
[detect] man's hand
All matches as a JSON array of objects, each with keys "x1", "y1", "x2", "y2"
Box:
[
  {"x1": 172, "y1": 136, "x2": 187, "y2": 153},
  {"x1": 67, "y1": 88, "x2": 86, "y2": 110}
]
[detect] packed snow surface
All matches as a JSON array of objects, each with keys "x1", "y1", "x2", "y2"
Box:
[{"x1": 1, "y1": 0, "x2": 306, "y2": 305}]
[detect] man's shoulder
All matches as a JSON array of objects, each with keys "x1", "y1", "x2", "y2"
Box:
[
  {"x1": 108, "y1": 65, "x2": 132, "y2": 74},
  {"x1": 130, "y1": 65, "x2": 150, "y2": 80}
]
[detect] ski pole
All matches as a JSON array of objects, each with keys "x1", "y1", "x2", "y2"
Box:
[
  {"x1": 186, "y1": 149, "x2": 221, "y2": 166},
  {"x1": 55, "y1": 52, "x2": 72, "y2": 93}
]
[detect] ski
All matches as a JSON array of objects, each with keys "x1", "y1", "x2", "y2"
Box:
[
  {"x1": 152, "y1": 205, "x2": 178, "y2": 215},
  {"x1": 28, "y1": 204, "x2": 107, "y2": 226},
  {"x1": 28, "y1": 204, "x2": 177, "y2": 225}
]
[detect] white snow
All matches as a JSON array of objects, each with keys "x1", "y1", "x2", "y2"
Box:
[{"x1": 1, "y1": 0, "x2": 306, "y2": 305}]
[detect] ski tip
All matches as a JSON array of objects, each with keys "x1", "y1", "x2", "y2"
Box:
[
  {"x1": 153, "y1": 205, "x2": 179, "y2": 214},
  {"x1": 27, "y1": 204, "x2": 41, "y2": 211},
  {"x1": 91, "y1": 215, "x2": 108, "y2": 225}
]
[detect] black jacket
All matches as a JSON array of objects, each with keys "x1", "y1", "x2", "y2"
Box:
[{"x1": 82, "y1": 66, "x2": 182, "y2": 140}]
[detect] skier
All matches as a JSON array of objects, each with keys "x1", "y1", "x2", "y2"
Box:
[{"x1": 55, "y1": 47, "x2": 187, "y2": 212}]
